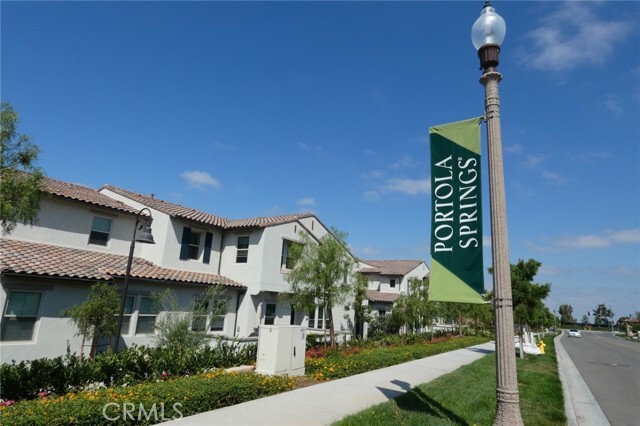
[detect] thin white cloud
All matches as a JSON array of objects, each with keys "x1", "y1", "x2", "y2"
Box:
[
  {"x1": 541, "y1": 170, "x2": 566, "y2": 185},
  {"x1": 522, "y1": 2, "x2": 632, "y2": 71},
  {"x1": 360, "y1": 169, "x2": 385, "y2": 180},
  {"x1": 522, "y1": 153, "x2": 546, "y2": 168},
  {"x1": 390, "y1": 155, "x2": 415, "y2": 169},
  {"x1": 363, "y1": 177, "x2": 430, "y2": 200},
  {"x1": 181, "y1": 170, "x2": 221, "y2": 189},
  {"x1": 530, "y1": 228, "x2": 640, "y2": 252},
  {"x1": 603, "y1": 94, "x2": 623, "y2": 115},
  {"x1": 363, "y1": 190, "x2": 381, "y2": 201},
  {"x1": 296, "y1": 197, "x2": 316, "y2": 207},
  {"x1": 504, "y1": 144, "x2": 524, "y2": 155},
  {"x1": 381, "y1": 178, "x2": 430, "y2": 195},
  {"x1": 483, "y1": 235, "x2": 492, "y2": 248}
]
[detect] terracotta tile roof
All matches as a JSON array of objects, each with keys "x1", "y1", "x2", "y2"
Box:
[
  {"x1": 31, "y1": 174, "x2": 142, "y2": 215},
  {"x1": 0, "y1": 238, "x2": 244, "y2": 288},
  {"x1": 366, "y1": 290, "x2": 400, "y2": 303},
  {"x1": 102, "y1": 185, "x2": 227, "y2": 227},
  {"x1": 102, "y1": 185, "x2": 315, "y2": 230},
  {"x1": 225, "y1": 213, "x2": 315, "y2": 229},
  {"x1": 359, "y1": 260, "x2": 425, "y2": 276}
]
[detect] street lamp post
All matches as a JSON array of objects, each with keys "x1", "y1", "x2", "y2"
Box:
[
  {"x1": 114, "y1": 208, "x2": 155, "y2": 353},
  {"x1": 472, "y1": 2, "x2": 523, "y2": 424}
]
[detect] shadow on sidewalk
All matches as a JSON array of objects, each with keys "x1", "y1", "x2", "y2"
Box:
[{"x1": 375, "y1": 379, "x2": 470, "y2": 425}]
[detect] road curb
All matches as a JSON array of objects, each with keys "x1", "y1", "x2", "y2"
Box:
[{"x1": 554, "y1": 334, "x2": 610, "y2": 426}]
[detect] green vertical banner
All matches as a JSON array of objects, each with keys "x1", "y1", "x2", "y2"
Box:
[{"x1": 429, "y1": 117, "x2": 484, "y2": 303}]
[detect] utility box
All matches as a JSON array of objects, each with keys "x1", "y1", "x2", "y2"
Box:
[{"x1": 255, "y1": 325, "x2": 306, "y2": 376}]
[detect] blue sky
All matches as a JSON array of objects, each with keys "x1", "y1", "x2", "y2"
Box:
[{"x1": 2, "y1": 1, "x2": 639, "y2": 321}]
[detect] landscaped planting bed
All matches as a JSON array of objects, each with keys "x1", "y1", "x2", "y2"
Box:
[
  {"x1": 0, "y1": 369, "x2": 296, "y2": 426},
  {"x1": 0, "y1": 334, "x2": 490, "y2": 425},
  {"x1": 306, "y1": 335, "x2": 490, "y2": 381}
]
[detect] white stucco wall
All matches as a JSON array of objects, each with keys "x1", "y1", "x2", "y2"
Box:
[
  {"x1": 0, "y1": 275, "x2": 240, "y2": 363},
  {"x1": 3, "y1": 197, "x2": 137, "y2": 256}
]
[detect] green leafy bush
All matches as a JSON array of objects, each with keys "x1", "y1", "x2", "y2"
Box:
[
  {"x1": 0, "y1": 341, "x2": 256, "y2": 402},
  {"x1": 0, "y1": 370, "x2": 295, "y2": 426}
]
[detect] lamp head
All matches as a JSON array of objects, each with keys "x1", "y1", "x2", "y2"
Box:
[
  {"x1": 135, "y1": 224, "x2": 155, "y2": 244},
  {"x1": 471, "y1": 2, "x2": 506, "y2": 51}
]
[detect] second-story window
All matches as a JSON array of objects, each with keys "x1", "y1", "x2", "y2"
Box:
[
  {"x1": 236, "y1": 236, "x2": 249, "y2": 263},
  {"x1": 88, "y1": 216, "x2": 112, "y2": 246},
  {"x1": 188, "y1": 232, "x2": 201, "y2": 260},
  {"x1": 390, "y1": 279, "x2": 396, "y2": 288},
  {"x1": 281, "y1": 240, "x2": 302, "y2": 269}
]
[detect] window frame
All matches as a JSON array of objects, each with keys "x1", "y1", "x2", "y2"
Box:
[
  {"x1": 281, "y1": 239, "x2": 302, "y2": 270},
  {"x1": 236, "y1": 236, "x2": 250, "y2": 263},
  {"x1": 264, "y1": 302, "x2": 277, "y2": 326},
  {"x1": 135, "y1": 296, "x2": 158, "y2": 335},
  {"x1": 187, "y1": 231, "x2": 202, "y2": 260},
  {"x1": 88, "y1": 215, "x2": 113, "y2": 246},
  {"x1": 209, "y1": 300, "x2": 227, "y2": 332},
  {"x1": 307, "y1": 304, "x2": 330, "y2": 330},
  {"x1": 1, "y1": 290, "x2": 42, "y2": 342}
]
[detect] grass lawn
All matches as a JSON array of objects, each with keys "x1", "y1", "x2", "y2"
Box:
[{"x1": 334, "y1": 336, "x2": 565, "y2": 426}]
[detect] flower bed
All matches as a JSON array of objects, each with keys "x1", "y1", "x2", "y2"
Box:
[
  {"x1": 0, "y1": 370, "x2": 295, "y2": 426},
  {"x1": 306, "y1": 335, "x2": 489, "y2": 381}
]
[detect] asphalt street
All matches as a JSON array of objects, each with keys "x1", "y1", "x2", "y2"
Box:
[{"x1": 560, "y1": 331, "x2": 640, "y2": 426}]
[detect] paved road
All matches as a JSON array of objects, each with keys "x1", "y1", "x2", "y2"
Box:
[{"x1": 560, "y1": 331, "x2": 640, "y2": 426}]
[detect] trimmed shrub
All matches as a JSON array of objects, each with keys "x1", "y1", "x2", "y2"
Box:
[
  {"x1": 0, "y1": 341, "x2": 257, "y2": 402},
  {"x1": 0, "y1": 370, "x2": 295, "y2": 426}
]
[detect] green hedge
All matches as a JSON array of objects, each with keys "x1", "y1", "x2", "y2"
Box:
[
  {"x1": 306, "y1": 335, "x2": 489, "y2": 380},
  {"x1": 1, "y1": 341, "x2": 257, "y2": 401},
  {"x1": 0, "y1": 370, "x2": 295, "y2": 426}
]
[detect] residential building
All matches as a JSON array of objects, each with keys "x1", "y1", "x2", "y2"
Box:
[{"x1": 1, "y1": 173, "x2": 429, "y2": 363}]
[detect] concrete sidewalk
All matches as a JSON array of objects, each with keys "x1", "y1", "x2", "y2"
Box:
[
  {"x1": 163, "y1": 341, "x2": 495, "y2": 426},
  {"x1": 163, "y1": 337, "x2": 604, "y2": 425}
]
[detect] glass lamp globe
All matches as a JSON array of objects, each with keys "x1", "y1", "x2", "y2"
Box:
[{"x1": 471, "y1": 4, "x2": 506, "y2": 50}]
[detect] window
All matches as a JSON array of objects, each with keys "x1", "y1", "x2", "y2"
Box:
[
  {"x1": 378, "y1": 309, "x2": 386, "y2": 316},
  {"x1": 119, "y1": 296, "x2": 134, "y2": 335},
  {"x1": 191, "y1": 299, "x2": 209, "y2": 332},
  {"x1": 187, "y1": 232, "x2": 201, "y2": 260},
  {"x1": 308, "y1": 305, "x2": 330, "y2": 329},
  {"x1": 290, "y1": 305, "x2": 296, "y2": 325},
  {"x1": 191, "y1": 299, "x2": 227, "y2": 332},
  {"x1": 236, "y1": 236, "x2": 249, "y2": 263},
  {"x1": 1, "y1": 291, "x2": 41, "y2": 341},
  {"x1": 264, "y1": 303, "x2": 276, "y2": 325},
  {"x1": 210, "y1": 300, "x2": 226, "y2": 331},
  {"x1": 135, "y1": 297, "x2": 157, "y2": 334},
  {"x1": 281, "y1": 240, "x2": 301, "y2": 269},
  {"x1": 89, "y1": 216, "x2": 112, "y2": 246},
  {"x1": 390, "y1": 279, "x2": 396, "y2": 288}
]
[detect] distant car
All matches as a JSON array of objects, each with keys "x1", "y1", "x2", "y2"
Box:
[{"x1": 568, "y1": 329, "x2": 581, "y2": 338}]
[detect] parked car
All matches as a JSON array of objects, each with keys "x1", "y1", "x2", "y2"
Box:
[{"x1": 568, "y1": 329, "x2": 582, "y2": 338}]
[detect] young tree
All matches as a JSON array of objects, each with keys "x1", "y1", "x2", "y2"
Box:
[
  {"x1": 581, "y1": 314, "x2": 589, "y2": 326},
  {"x1": 152, "y1": 285, "x2": 227, "y2": 350},
  {"x1": 61, "y1": 282, "x2": 120, "y2": 358},
  {"x1": 592, "y1": 304, "x2": 614, "y2": 327},
  {"x1": 285, "y1": 227, "x2": 356, "y2": 348},
  {"x1": 351, "y1": 272, "x2": 371, "y2": 339},
  {"x1": 510, "y1": 259, "x2": 551, "y2": 332},
  {"x1": 1, "y1": 101, "x2": 44, "y2": 233},
  {"x1": 559, "y1": 304, "x2": 576, "y2": 325}
]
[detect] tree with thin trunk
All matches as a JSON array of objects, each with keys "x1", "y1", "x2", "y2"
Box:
[
  {"x1": 1, "y1": 101, "x2": 44, "y2": 234},
  {"x1": 285, "y1": 227, "x2": 355, "y2": 348},
  {"x1": 61, "y1": 282, "x2": 120, "y2": 358}
]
